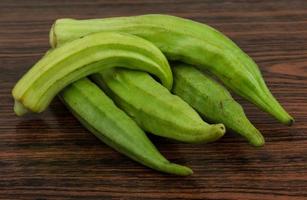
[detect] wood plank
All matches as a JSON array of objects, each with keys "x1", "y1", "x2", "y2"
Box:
[{"x1": 0, "y1": 0, "x2": 306, "y2": 199}]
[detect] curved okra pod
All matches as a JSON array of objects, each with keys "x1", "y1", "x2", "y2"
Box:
[
  {"x1": 172, "y1": 64, "x2": 264, "y2": 147},
  {"x1": 92, "y1": 68, "x2": 225, "y2": 143},
  {"x1": 12, "y1": 32, "x2": 172, "y2": 116},
  {"x1": 50, "y1": 14, "x2": 293, "y2": 125},
  {"x1": 60, "y1": 78, "x2": 192, "y2": 176}
]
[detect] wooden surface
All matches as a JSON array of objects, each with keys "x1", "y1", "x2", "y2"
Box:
[{"x1": 1, "y1": 0, "x2": 306, "y2": 199}]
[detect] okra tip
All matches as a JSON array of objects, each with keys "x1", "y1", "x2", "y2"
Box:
[
  {"x1": 264, "y1": 95, "x2": 294, "y2": 126},
  {"x1": 248, "y1": 130, "x2": 265, "y2": 147},
  {"x1": 286, "y1": 116, "x2": 295, "y2": 126},
  {"x1": 13, "y1": 100, "x2": 29, "y2": 116},
  {"x1": 208, "y1": 123, "x2": 226, "y2": 143},
  {"x1": 162, "y1": 163, "x2": 193, "y2": 176},
  {"x1": 49, "y1": 23, "x2": 56, "y2": 48},
  {"x1": 276, "y1": 112, "x2": 294, "y2": 126}
]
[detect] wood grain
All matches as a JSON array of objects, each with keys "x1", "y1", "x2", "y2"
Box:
[{"x1": 0, "y1": 0, "x2": 306, "y2": 199}]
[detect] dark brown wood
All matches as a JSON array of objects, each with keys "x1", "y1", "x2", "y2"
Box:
[{"x1": 1, "y1": 0, "x2": 306, "y2": 199}]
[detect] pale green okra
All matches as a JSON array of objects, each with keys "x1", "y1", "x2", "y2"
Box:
[
  {"x1": 172, "y1": 64, "x2": 265, "y2": 147},
  {"x1": 92, "y1": 68, "x2": 225, "y2": 144},
  {"x1": 60, "y1": 78, "x2": 192, "y2": 176},
  {"x1": 12, "y1": 32, "x2": 172, "y2": 116},
  {"x1": 50, "y1": 14, "x2": 294, "y2": 125}
]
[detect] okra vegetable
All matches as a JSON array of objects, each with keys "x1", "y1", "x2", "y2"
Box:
[
  {"x1": 92, "y1": 68, "x2": 225, "y2": 143},
  {"x1": 50, "y1": 14, "x2": 293, "y2": 125},
  {"x1": 60, "y1": 78, "x2": 192, "y2": 176},
  {"x1": 172, "y1": 64, "x2": 265, "y2": 147},
  {"x1": 11, "y1": 13, "x2": 295, "y2": 176},
  {"x1": 12, "y1": 31, "x2": 172, "y2": 116}
]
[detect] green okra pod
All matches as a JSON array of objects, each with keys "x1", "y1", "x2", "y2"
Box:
[
  {"x1": 60, "y1": 78, "x2": 192, "y2": 176},
  {"x1": 172, "y1": 64, "x2": 265, "y2": 147},
  {"x1": 12, "y1": 32, "x2": 172, "y2": 116},
  {"x1": 92, "y1": 68, "x2": 225, "y2": 143},
  {"x1": 50, "y1": 14, "x2": 293, "y2": 125}
]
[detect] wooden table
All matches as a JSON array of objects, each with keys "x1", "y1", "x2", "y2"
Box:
[{"x1": 1, "y1": 0, "x2": 306, "y2": 199}]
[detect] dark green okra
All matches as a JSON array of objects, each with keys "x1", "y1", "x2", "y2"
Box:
[
  {"x1": 60, "y1": 78, "x2": 192, "y2": 176},
  {"x1": 92, "y1": 68, "x2": 225, "y2": 143},
  {"x1": 50, "y1": 14, "x2": 293, "y2": 125},
  {"x1": 12, "y1": 32, "x2": 172, "y2": 116},
  {"x1": 172, "y1": 64, "x2": 264, "y2": 147}
]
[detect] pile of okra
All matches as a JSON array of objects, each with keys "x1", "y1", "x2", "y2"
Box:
[{"x1": 13, "y1": 14, "x2": 293, "y2": 176}]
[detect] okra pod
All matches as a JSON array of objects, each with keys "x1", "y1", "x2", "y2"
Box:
[
  {"x1": 60, "y1": 78, "x2": 192, "y2": 176},
  {"x1": 12, "y1": 31, "x2": 172, "y2": 116},
  {"x1": 50, "y1": 14, "x2": 294, "y2": 125},
  {"x1": 92, "y1": 68, "x2": 225, "y2": 143},
  {"x1": 172, "y1": 64, "x2": 265, "y2": 147}
]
